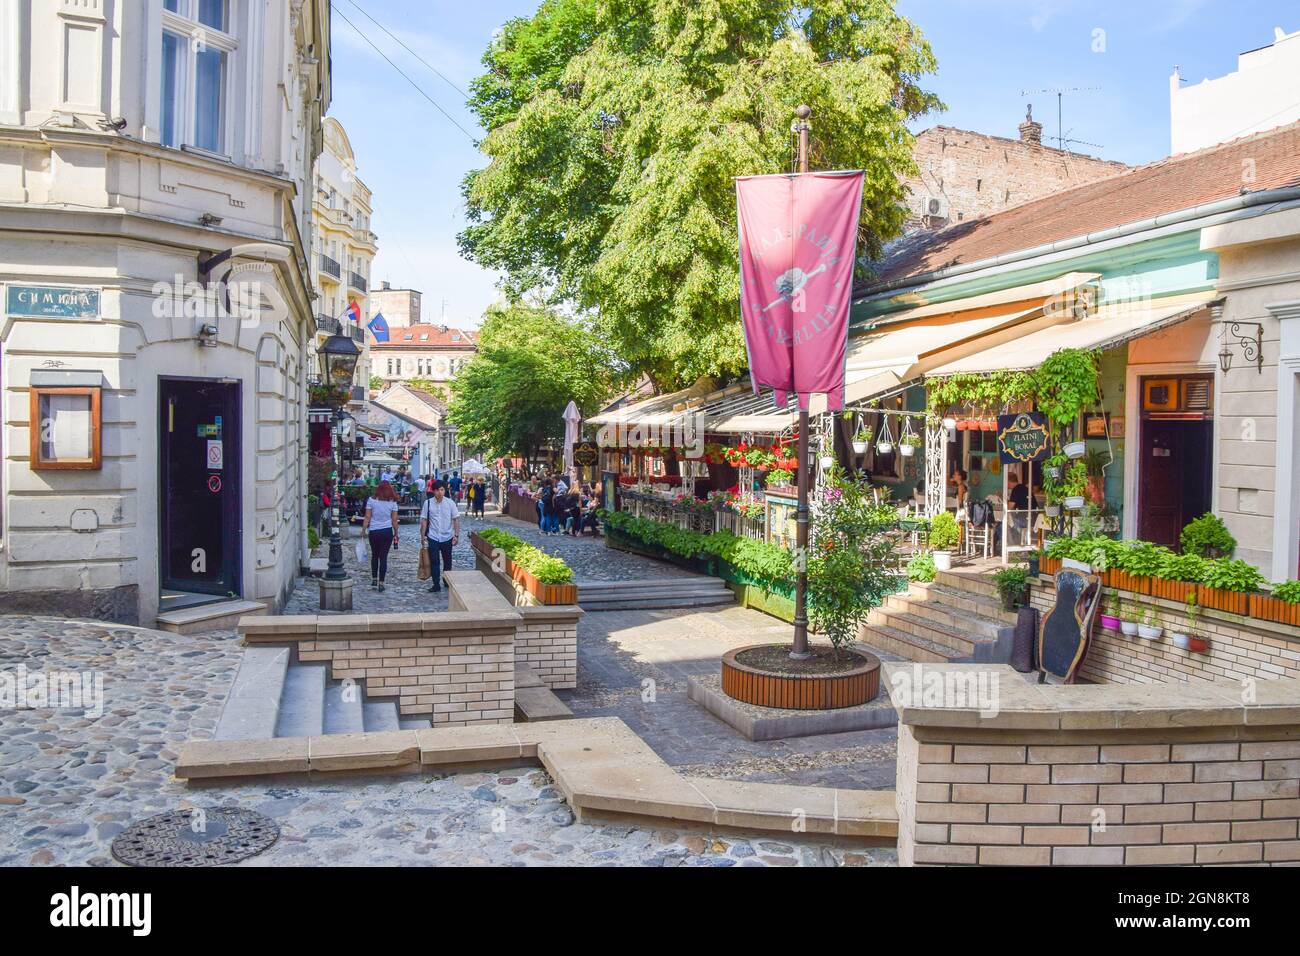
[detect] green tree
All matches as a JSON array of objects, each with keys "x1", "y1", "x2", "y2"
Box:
[
  {"x1": 447, "y1": 302, "x2": 625, "y2": 464},
  {"x1": 460, "y1": 0, "x2": 939, "y2": 389}
]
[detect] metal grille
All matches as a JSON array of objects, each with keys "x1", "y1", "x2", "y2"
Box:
[{"x1": 111, "y1": 808, "x2": 280, "y2": 867}]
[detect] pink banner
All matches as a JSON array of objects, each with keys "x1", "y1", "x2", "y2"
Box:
[{"x1": 736, "y1": 171, "x2": 864, "y2": 411}]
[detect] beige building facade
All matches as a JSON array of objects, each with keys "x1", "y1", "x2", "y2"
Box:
[{"x1": 0, "y1": 0, "x2": 331, "y2": 626}]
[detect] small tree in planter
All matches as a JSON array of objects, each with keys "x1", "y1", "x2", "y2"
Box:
[
  {"x1": 928, "y1": 511, "x2": 960, "y2": 571},
  {"x1": 1179, "y1": 512, "x2": 1236, "y2": 559}
]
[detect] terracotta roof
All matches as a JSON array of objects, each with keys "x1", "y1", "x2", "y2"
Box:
[
  {"x1": 371, "y1": 324, "x2": 478, "y2": 348},
  {"x1": 402, "y1": 386, "x2": 448, "y2": 415},
  {"x1": 861, "y1": 121, "x2": 1300, "y2": 292}
]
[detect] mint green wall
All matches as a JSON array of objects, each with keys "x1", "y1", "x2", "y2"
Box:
[{"x1": 1091, "y1": 347, "x2": 1128, "y2": 525}]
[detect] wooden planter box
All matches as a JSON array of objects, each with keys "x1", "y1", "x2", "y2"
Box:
[
  {"x1": 1196, "y1": 585, "x2": 1248, "y2": 616},
  {"x1": 1150, "y1": 577, "x2": 1197, "y2": 603},
  {"x1": 721, "y1": 645, "x2": 881, "y2": 711},
  {"x1": 1107, "y1": 570, "x2": 1152, "y2": 595},
  {"x1": 470, "y1": 532, "x2": 577, "y2": 605},
  {"x1": 1039, "y1": 557, "x2": 1062, "y2": 576},
  {"x1": 1248, "y1": 593, "x2": 1300, "y2": 627}
]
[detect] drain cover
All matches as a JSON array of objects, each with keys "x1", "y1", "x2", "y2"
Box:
[{"x1": 111, "y1": 808, "x2": 280, "y2": 867}]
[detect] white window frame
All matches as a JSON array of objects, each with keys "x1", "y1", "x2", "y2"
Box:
[{"x1": 160, "y1": 1, "x2": 238, "y2": 157}]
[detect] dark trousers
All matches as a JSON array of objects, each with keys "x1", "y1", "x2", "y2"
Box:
[
  {"x1": 426, "y1": 536, "x2": 453, "y2": 588},
  {"x1": 368, "y1": 528, "x2": 394, "y2": 581}
]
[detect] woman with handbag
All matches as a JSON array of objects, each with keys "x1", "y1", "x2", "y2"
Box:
[{"x1": 362, "y1": 480, "x2": 401, "y2": 591}]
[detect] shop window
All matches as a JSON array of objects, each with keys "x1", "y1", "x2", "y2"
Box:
[{"x1": 30, "y1": 386, "x2": 102, "y2": 470}]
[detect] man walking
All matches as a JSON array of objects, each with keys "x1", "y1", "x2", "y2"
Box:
[{"x1": 419, "y1": 480, "x2": 460, "y2": 593}]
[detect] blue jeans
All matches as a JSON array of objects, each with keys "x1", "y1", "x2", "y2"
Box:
[{"x1": 426, "y1": 536, "x2": 453, "y2": 588}]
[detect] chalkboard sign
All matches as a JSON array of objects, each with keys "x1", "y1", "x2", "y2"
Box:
[
  {"x1": 998, "y1": 412, "x2": 1050, "y2": 464},
  {"x1": 1037, "y1": 568, "x2": 1101, "y2": 683}
]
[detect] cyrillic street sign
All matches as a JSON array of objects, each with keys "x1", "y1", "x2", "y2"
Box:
[{"x1": 6, "y1": 285, "x2": 101, "y2": 319}]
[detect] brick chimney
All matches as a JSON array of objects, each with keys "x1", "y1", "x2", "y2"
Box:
[{"x1": 1019, "y1": 104, "x2": 1043, "y2": 145}]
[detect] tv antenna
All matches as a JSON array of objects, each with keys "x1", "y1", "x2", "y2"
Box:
[{"x1": 1019, "y1": 86, "x2": 1102, "y2": 152}]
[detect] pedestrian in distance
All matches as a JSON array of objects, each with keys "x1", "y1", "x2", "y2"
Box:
[
  {"x1": 362, "y1": 480, "x2": 401, "y2": 592},
  {"x1": 419, "y1": 480, "x2": 460, "y2": 593},
  {"x1": 473, "y1": 477, "x2": 486, "y2": 517}
]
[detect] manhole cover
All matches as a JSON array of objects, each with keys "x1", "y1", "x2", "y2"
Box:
[{"x1": 111, "y1": 808, "x2": 280, "y2": 867}]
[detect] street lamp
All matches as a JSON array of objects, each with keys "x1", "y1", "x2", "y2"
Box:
[{"x1": 318, "y1": 333, "x2": 361, "y2": 610}]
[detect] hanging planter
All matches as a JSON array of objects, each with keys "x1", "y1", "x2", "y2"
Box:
[
  {"x1": 875, "y1": 416, "x2": 894, "y2": 456},
  {"x1": 1044, "y1": 503, "x2": 1061, "y2": 517},
  {"x1": 899, "y1": 419, "x2": 921, "y2": 458},
  {"x1": 979, "y1": 419, "x2": 997, "y2": 432},
  {"x1": 1064, "y1": 495, "x2": 1086, "y2": 511},
  {"x1": 1064, "y1": 440, "x2": 1086, "y2": 459},
  {"x1": 899, "y1": 443, "x2": 915, "y2": 457},
  {"x1": 819, "y1": 455, "x2": 835, "y2": 471},
  {"x1": 852, "y1": 421, "x2": 872, "y2": 455}
]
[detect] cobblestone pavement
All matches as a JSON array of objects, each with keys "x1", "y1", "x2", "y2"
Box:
[
  {"x1": 0, "y1": 614, "x2": 895, "y2": 866},
  {"x1": 284, "y1": 512, "x2": 899, "y2": 790}
]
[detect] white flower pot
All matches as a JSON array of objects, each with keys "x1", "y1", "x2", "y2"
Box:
[
  {"x1": 852, "y1": 441, "x2": 868, "y2": 454},
  {"x1": 942, "y1": 417, "x2": 957, "y2": 430},
  {"x1": 1044, "y1": 504, "x2": 1061, "y2": 517},
  {"x1": 1171, "y1": 633, "x2": 1191, "y2": 650},
  {"x1": 819, "y1": 456, "x2": 835, "y2": 470},
  {"x1": 1137, "y1": 624, "x2": 1163, "y2": 640},
  {"x1": 876, "y1": 442, "x2": 893, "y2": 455},
  {"x1": 1121, "y1": 621, "x2": 1139, "y2": 636},
  {"x1": 900, "y1": 444, "x2": 916, "y2": 457},
  {"x1": 932, "y1": 550, "x2": 952, "y2": 571},
  {"x1": 1064, "y1": 441, "x2": 1086, "y2": 459},
  {"x1": 1064, "y1": 495, "x2": 1086, "y2": 511}
]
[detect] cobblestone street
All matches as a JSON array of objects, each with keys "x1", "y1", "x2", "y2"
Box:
[{"x1": 0, "y1": 508, "x2": 897, "y2": 867}]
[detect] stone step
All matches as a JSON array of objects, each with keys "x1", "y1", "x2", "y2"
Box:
[
  {"x1": 883, "y1": 591, "x2": 1009, "y2": 640},
  {"x1": 323, "y1": 681, "x2": 365, "y2": 734},
  {"x1": 155, "y1": 599, "x2": 268, "y2": 635},
  {"x1": 577, "y1": 580, "x2": 729, "y2": 596},
  {"x1": 514, "y1": 685, "x2": 574, "y2": 721},
  {"x1": 866, "y1": 608, "x2": 981, "y2": 656},
  {"x1": 579, "y1": 594, "x2": 735, "y2": 611},
  {"x1": 274, "y1": 665, "x2": 327, "y2": 738},
  {"x1": 935, "y1": 568, "x2": 999, "y2": 599},
  {"x1": 213, "y1": 646, "x2": 291, "y2": 741},
  {"x1": 857, "y1": 623, "x2": 962, "y2": 664},
  {"x1": 909, "y1": 581, "x2": 1018, "y2": 625},
  {"x1": 398, "y1": 717, "x2": 432, "y2": 730},
  {"x1": 362, "y1": 700, "x2": 401, "y2": 732}
]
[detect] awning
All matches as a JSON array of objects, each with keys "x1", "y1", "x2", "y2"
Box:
[{"x1": 925, "y1": 291, "x2": 1221, "y2": 376}]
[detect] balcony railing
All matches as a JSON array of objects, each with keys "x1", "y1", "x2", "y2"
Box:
[
  {"x1": 319, "y1": 254, "x2": 341, "y2": 279},
  {"x1": 349, "y1": 272, "x2": 368, "y2": 293},
  {"x1": 349, "y1": 385, "x2": 368, "y2": 403},
  {"x1": 349, "y1": 325, "x2": 366, "y2": 344},
  {"x1": 315, "y1": 314, "x2": 342, "y2": 335}
]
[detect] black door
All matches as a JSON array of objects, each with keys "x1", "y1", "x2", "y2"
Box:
[
  {"x1": 1139, "y1": 419, "x2": 1212, "y2": 549},
  {"x1": 160, "y1": 378, "x2": 241, "y2": 596}
]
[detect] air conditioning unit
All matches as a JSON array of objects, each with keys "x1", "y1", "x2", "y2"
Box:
[{"x1": 926, "y1": 196, "x2": 949, "y2": 218}]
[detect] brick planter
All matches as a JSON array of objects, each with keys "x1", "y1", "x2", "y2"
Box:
[
  {"x1": 721, "y1": 644, "x2": 881, "y2": 710},
  {"x1": 470, "y1": 532, "x2": 577, "y2": 605}
]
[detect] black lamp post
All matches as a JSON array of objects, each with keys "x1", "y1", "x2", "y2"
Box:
[{"x1": 318, "y1": 333, "x2": 362, "y2": 601}]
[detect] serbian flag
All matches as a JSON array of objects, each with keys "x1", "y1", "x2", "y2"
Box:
[
  {"x1": 345, "y1": 299, "x2": 363, "y2": 326},
  {"x1": 736, "y1": 170, "x2": 864, "y2": 411},
  {"x1": 367, "y1": 310, "x2": 390, "y2": 343}
]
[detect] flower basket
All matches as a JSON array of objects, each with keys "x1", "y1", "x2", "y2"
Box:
[
  {"x1": 979, "y1": 419, "x2": 997, "y2": 432},
  {"x1": 1249, "y1": 593, "x2": 1300, "y2": 627},
  {"x1": 1196, "y1": 584, "x2": 1248, "y2": 616},
  {"x1": 1151, "y1": 578, "x2": 1197, "y2": 603}
]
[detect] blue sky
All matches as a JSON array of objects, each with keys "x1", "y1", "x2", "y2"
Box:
[{"x1": 327, "y1": 0, "x2": 1297, "y2": 327}]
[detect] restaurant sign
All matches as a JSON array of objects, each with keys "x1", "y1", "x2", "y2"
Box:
[
  {"x1": 997, "y1": 412, "x2": 1050, "y2": 464},
  {"x1": 6, "y1": 284, "x2": 101, "y2": 319},
  {"x1": 571, "y1": 441, "x2": 600, "y2": 468}
]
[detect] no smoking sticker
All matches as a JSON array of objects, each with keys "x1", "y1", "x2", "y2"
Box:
[
  {"x1": 208, "y1": 475, "x2": 222, "y2": 493},
  {"x1": 207, "y1": 440, "x2": 223, "y2": 470}
]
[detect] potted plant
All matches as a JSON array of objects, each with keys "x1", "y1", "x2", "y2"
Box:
[
  {"x1": 1198, "y1": 557, "x2": 1265, "y2": 616},
  {"x1": 1027, "y1": 550, "x2": 1041, "y2": 577},
  {"x1": 875, "y1": 438, "x2": 893, "y2": 455},
  {"x1": 1062, "y1": 461, "x2": 1089, "y2": 511},
  {"x1": 1172, "y1": 592, "x2": 1208, "y2": 652},
  {"x1": 1099, "y1": 591, "x2": 1122, "y2": 631},
  {"x1": 852, "y1": 427, "x2": 873, "y2": 455},
  {"x1": 1063, "y1": 439, "x2": 1086, "y2": 459},
  {"x1": 906, "y1": 551, "x2": 937, "y2": 583},
  {"x1": 899, "y1": 433, "x2": 923, "y2": 458},
  {"x1": 993, "y1": 567, "x2": 1030, "y2": 611},
  {"x1": 1043, "y1": 452, "x2": 1067, "y2": 481},
  {"x1": 929, "y1": 511, "x2": 960, "y2": 571},
  {"x1": 765, "y1": 467, "x2": 794, "y2": 489},
  {"x1": 1137, "y1": 604, "x2": 1163, "y2": 640},
  {"x1": 819, "y1": 452, "x2": 836, "y2": 471},
  {"x1": 1119, "y1": 599, "x2": 1140, "y2": 636}
]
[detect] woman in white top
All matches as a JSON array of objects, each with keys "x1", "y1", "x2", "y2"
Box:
[{"x1": 362, "y1": 480, "x2": 401, "y2": 591}]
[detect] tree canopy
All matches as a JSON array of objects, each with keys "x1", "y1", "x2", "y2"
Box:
[
  {"x1": 460, "y1": 0, "x2": 939, "y2": 390},
  {"x1": 446, "y1": 302, "x2": 625, "y2": 464}
]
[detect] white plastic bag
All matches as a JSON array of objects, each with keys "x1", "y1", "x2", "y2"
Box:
[{"x1": 355, "y1": 539, "x2": 367, "y2": 563}]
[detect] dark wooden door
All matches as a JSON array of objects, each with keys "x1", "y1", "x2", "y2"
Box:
[{"x1": 1139, "y1": 420, "x2": 1182, "y2": 548}]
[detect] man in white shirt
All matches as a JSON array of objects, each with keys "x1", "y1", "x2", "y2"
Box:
[{"x1": 419, "y1": 480, "x2": 460, "y2": 593}]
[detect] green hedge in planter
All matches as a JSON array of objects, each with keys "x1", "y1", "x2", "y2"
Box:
[
  {"x1": 477, "y1": 527, "x2": 574, "y2": 585},
  {"x1": 601, "y1": 510, "x2": 793, "y2": 590}
]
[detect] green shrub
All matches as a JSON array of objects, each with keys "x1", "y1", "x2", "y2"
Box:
[
  {"x1": 906, "y1": 552, "x2": 936, "y2": 583},
  {"x1": 1271, "y1": 580, "x2": 1300, "y2": 604},
  {"x1": 308, "y1": 527, "x2": 320, "y2": 551},
  {"x1": 1115, "y1": 541, "x2": 1172, "y2": 578},
  {"x1": 929, "y1": 511, "x2": 959, "y2": 551},
  {"x1": 993, "y1": 567, "x2": 1029, "y2": 608},
  {"x1": 1157, "y1": 551, "x2": 1210, "y2": 584},
  {"x1": 1201, "y1": 558, "x2": 1264, "y2": 594},
  {"x1": 477, "y1": 527, "x2": 574, "y2": 585},
  {"x1": 1180, "y1": 513, "x2": 1236, "y2": 559}
]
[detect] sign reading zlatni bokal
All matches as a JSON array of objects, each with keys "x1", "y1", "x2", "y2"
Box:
[
  {"x1": 998, "y1": 412, "x2": 1051, "y2": 464},
  {"x1": 735, "y1": 171, "x2": 864, "y2": 411}
]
